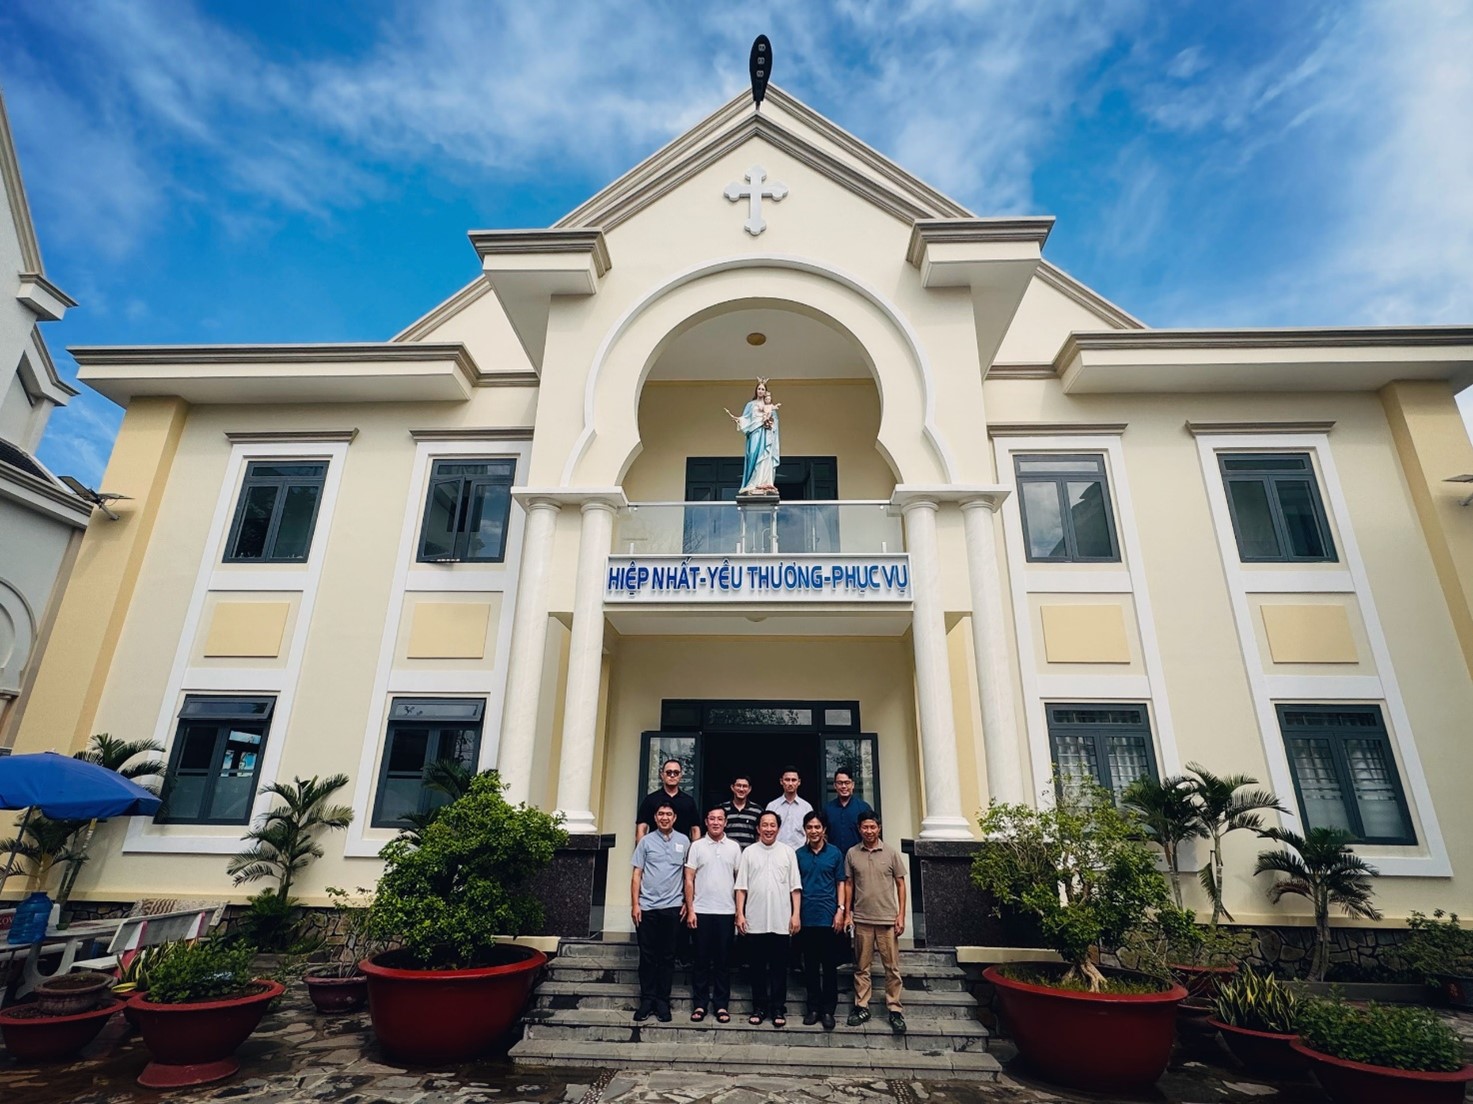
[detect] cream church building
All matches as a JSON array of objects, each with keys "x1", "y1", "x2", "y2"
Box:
[{"x1": 12, "y1": 87, "x2": 1473, "y2": 940}]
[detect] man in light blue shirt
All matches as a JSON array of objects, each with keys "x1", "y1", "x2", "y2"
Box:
[
  {"x1": 630, "y1": 803, "x2": 689, "y2": 1022},
  {"x1": 764, "y1": 765, "x2": 813, "y2": 850}
]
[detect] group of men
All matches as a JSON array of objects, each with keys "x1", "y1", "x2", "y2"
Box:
[{"x1": 628, "y1": 760, "x2": 908, "y2": 1035}]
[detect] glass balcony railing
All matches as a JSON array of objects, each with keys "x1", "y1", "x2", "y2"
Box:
[{"x1": 613, "y1": 501, "x2": 903, "y2": 557}]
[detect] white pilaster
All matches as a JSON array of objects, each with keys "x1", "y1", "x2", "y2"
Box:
[
  {"x1": 893, "y1": 492, "x2": 973, "y2": 840},
  {"x1": 553, "y1": 492, "x2": 624, "y2": 834},
  {"x1": 961, "y1": 494, "x2": 1027, "y2": 807},
  {"x1": 496, "y1": 494, "x2": 561, "y2": 805}
]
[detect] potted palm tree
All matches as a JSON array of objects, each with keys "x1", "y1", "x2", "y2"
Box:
[
  {"x1": 1291, "y1": 998, "x2": 1473, "y2": 1103},
  {"x1": 973, "y1": 781, "x2": 1189, "y2": 1092},
  {"x1": 360, "y1": 771, "x2": 566, "y2": 1065},
  {"x1": 226, "y1": 773, "x2": 354, "y2": 958},
  {"x1": 1254, "y1": 826, "x2": 1381, "y2": 982},
  {"x1": 128, "y1": 939, "x2": 284, "y2": 1088}
]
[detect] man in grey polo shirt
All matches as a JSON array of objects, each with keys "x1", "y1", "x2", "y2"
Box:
[{"x1": 630, "y1": 802, "x2": 689, "y2": 1022}]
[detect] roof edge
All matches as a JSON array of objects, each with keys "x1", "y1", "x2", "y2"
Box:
[{"x1": 0, "y1": 91, "x2": 43, "y2": 273}]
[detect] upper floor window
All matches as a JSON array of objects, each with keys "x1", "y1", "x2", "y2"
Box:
[
  {"x1": 1219, "y1": 453, "x2": 1336, "y2": 563},
  {"x1": 417, "y1": 459, "x2": 516, "y2": 563},
  {"x1": 1277, "y1": 705, "x2": 1414, "y2": 845},
  {"x1": 1014, "y1": 454, "x2": 1119, "y2": 562},
  {"x1": 372, "y1": 697, "x2": 484, "y2": 828},
  {"x1": 158, "y1": 696, "x2": 274, "y2": 825},
  {"x1": 225, "y1": 461, "x2": 327, "y2": 563},
  {"x1": 1046, "y1": 703, "x2": 1157, "y2": 802}
]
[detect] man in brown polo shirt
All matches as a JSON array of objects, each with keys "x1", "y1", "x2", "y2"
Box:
[{"x1": 844, "y1": 811, "x2": 907, "y2": 1035}]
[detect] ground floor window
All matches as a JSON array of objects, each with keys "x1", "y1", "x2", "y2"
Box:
[
  {"x1": 158, "y1": 696, "x2": 274, "y2": 824},
  {"x1": 1046, "y1": 703, "x2": 1157, "y2": 802},
  {"x1": 1277, "y1": 704, "x2": 1414, "y2": 844},
  {"x1": 372, "y1": 697, "x2": 485, "y2": 828}
]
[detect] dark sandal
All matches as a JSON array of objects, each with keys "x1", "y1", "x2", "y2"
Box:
[
  {"x1": 772, "y1": 1015, "x2": 787, "y2": 1028},
  {"x1": 715, "y1": 1009, "x2": 731, "y2": 1023},
  {"x1": 690, "y1": 1008, "x2": 706, "y2": 1022},
  {"x1": 748, "y1": 1012, "x2": 764, "y2": 1025}
]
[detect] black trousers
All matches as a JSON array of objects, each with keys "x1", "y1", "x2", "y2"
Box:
[
  {"x1": 636, "y1": 906, "x2": 681, "y2": 1012},
  {"x1": 796, "y1": 925, "x2": 842, "y2": 1014},
  {"x1": 691, "y1": 913, "x2": 735, "y2": 1010},
  {"x1": 746, "y1": 932, "x2": 790, "y2": 1015}
]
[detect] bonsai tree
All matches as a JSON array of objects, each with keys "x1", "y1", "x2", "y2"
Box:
[
  {"x1": 366, "y1": 771, "x2": 567, "y2": 969},
  {"x1": 1254, "y1": 826, "x2": 1381, "y2": 981},
  {"x1": 972, "y1": 780, "x2": 1181, "y2": 992},
  {"x1": 1121, "y1": 773, "x2": 1204, "y2": 908},
  {"x1": 227, "y1": 773, "x2": 354, "y2": 952},
  {"x1": 1180, "y1": 762, "x2": 1286, "y2": 927}
]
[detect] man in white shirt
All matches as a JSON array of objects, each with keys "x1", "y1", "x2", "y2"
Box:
[
  {"x1": 764, "y1": 765, "x2": 813, "y2": 850},
  {"x1": 683, "y1": 805, "x2": 741, "y2": 1023},
  {"x1": 735, "y1": 810, "x2": 802, "y2": 1028}
]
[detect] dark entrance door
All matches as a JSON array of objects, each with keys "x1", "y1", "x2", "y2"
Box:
[{"x1": 639, "y1": 700, "x2": 879, "y2": 828}]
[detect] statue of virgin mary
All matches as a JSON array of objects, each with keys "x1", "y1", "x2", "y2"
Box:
[{"x1": 730, "y1": 379, "x2": 781, "y2": 496}]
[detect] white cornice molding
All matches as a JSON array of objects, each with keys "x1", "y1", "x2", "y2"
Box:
[
  {"x1": 986, "y1": 363, "x2": 1058, "y2": 380},
  {"x1": 890, "y1": 484, "x2": 1011, "y2": 512},
  {"x1": 1035, "y1": 262, "x2": 1144, "y2": 330},
  {"x1": 0, "y1": 92, "x2": 43, "y2": 274},
  {"x1": 72, "y1": 342, "x2": 486, "y2": 405},
  {"x1": 468, "y1": 228, "x2": 611, "y2": 279},
  {"x1": 20, "y1": 330, "x2": 77, "y2": 403},
  {"x1": 906, "y1": 218, "x2": 1055, "y2": 267},
  {"x1": 1055, "y1": 326, "x2": 1473, "y2": 395},
  {"x1": 409, "y1": 427, "x2": 533, "y2": 441},
  {"x1": 224, "y1": 429, "x2": 360, "y2": 443},
  {"x1": 0, "y1": 462, "x2": 92, "y2": 526},
  {"x1": 512, "y1": 486, "x2": 626, "y2": 511},
  {"x1": 1186, "y1": 420, "x2": 1335, "y2": 436},
  {"x1": 988, "y1": 422, "x2": 1127, "y2": 437},
  {"x1": 17, "y1": 271, "x2": 76, "y2": 321}
]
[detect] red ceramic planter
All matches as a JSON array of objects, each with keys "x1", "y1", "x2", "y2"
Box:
[
  {"x1": 0, "y1": 997, "x2": 123, "y2": 1062},
  {"x1": 360, "y1": 946, "x2": 547, "y2": 1065},
  {"x1": 1208, "y1": 1018, "x2": 1310, "y2": 1078},
  {"x1": 1171, "y1": 962, "x2": 1237, "y2": 1001},
  {"x1": 304, "y1": 973, "x2": 368, "y2": 1013},
  {"x1": 985, "y1": 965, "x2": 1187, "y2": 1092},
  {"x1": 1290, "y1": 1041, "x2": 1473, "y2": 1104},
  {"x1": 130, "y1": 979, "x2": 284, "y2": 1089}
]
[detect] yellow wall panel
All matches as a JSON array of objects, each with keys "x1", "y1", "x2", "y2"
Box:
[
  {"x1": 1261, "y1": 604, "x2": 1358, "y2": 664},
  {"x1": 1040, "y1": 604, "x2": 1131, "y2": 664},
  {"x1": 203, "y1": 602, "x2": 290, "y2": 658},
  {"x1": 407, "y1": 602, "x2": 491, "y2": 659}
]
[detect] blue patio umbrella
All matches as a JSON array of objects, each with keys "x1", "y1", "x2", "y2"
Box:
[
  {"x1": 0, "y1": 752, "x2": 162, "y2": 818},
  {"x1": 0, "y1": 752, "x2": 163, "y2": 900}
]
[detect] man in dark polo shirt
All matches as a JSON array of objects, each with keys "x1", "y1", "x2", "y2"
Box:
[
  {"x1": 795, "y1": 810, "x2": 847, "y2": 1030},
  {"x1": 823, "y1": 768, "x2": 873, "y2": 855},
  {"x1": 636, "y1": 759, "x2": 702, "y2": 842},
  {"x1": 719, "y1": 774, "x2": 761, "y2": 849}
]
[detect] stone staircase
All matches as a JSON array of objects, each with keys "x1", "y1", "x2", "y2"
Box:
[{"x1": 510, "y1": 938, "x2": 1000, "y2": 1081}]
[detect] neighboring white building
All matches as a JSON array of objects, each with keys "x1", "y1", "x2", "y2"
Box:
[
  {"x1": 13, "y1": 86, "x2": 1473, "y2": 943},
  {"x1": 0, "y1": 89, "x2": 89, "y2": 745}
]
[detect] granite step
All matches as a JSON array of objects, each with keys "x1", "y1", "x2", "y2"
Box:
[
  {"x1": 531, "y1": 980, "x2": 980, "y2": 1019},
  {"x1": 522, "y1": 1007, "x2": 989, "y2": 1053},
  {"x1": 546, "y1": 961, "x2": 966, "y2": 989},
  {"x1": 509, "y1": 1038, "x2": 1002, "y2": 1080},
  {"x1": 555, "y1": 940, "x2": 959, "y2": 969}
]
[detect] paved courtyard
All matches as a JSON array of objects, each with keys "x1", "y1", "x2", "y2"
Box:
[{"x1": 3, "y1": 983, "x2": 1471, "y2": 1104}]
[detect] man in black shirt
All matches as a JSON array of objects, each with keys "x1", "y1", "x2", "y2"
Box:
[
  {"x1": 719, "y1": 774, "x2": 761, "y2": 849},
  {"x1": 637, "y1": 759, "x2": 702, "y2": 842}
]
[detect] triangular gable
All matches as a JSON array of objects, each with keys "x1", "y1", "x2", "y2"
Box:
[{"x1": 0, "y1": 90, "x2": 44, "y2": 273}]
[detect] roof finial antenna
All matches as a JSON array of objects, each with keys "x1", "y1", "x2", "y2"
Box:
[{"x1": 749, "y1": 35, "x2": 771, "y2": 110}]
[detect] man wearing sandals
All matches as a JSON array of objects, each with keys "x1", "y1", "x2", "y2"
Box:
[
  {"x1": 684, "y1": 805, "x2": 741, "y2": 1025},
  {"x1": 845, "y1": 812, "x2": 907, "y2": 1035},
  {"x1": 734, "y1": 810, "x2": 802, "y2": 1028}
]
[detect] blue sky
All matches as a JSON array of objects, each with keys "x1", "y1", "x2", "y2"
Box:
[{"x1": 3, "y1": 1, "x2": 1471, "y2": 486}]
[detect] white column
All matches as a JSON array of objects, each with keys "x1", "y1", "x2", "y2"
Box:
[
  {"x1": 961, "y1": 495, "x2": 1027, "y2": 807},
  {"x1": 496, "y1": 496, "x2": 561, "y2": 805},
  {"x1": 899, "y1": 497, "x2": 974, "y2": 840},
  {"x1": 553, "y1": 497, "x2": 619, "y2": 834}
]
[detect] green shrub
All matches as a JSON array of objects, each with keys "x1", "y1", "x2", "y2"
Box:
[
  {"x1": 1401, "y1": 910, "x2": 1473, "y2": 985},
  {"x1": 972, "y1": 780, "x2": 1180, "y2": 993},
  {"x1": 1298, "y1": 998, "x2": 1464, "y2": 1072},
  {"x1": 1211, "y1": 969, "x2": 1301, "y2": 1034},
  {"x1": 146, "y1": 940, "x2": 256, "y2": 1004},
  {"x1": 366, "y1": 772, "x2": 567, "y2": 970},
  {"x1": 231, "y1": 888, "x2": 323, "y2": 954}
]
